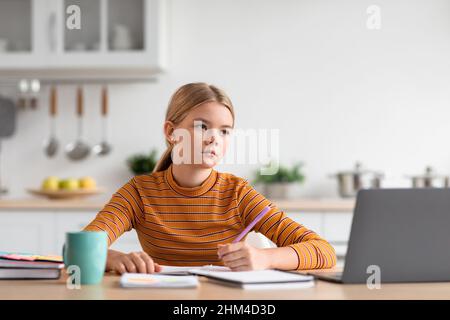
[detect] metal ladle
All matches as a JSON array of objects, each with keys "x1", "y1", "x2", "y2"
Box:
[
  {"x1": 65, "y1": 87, "x2": 91, "y2": 161},
  {"x1": 43, "y1": 86, "x2": 59, "y2": 157},
  {"x1": 92, "y1": 86, "x2": 112, "y2": 156}
]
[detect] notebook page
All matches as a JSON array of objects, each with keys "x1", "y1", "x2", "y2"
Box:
[
  {"x1": 158, "y1": 266, "x2": 194, "y2": 274},
  {"x1": 191, "y1": 269, "x2": 313, "y2": 284},
  {"x1": 158, "y1": 265, "x2": 231, "y2": 275}
]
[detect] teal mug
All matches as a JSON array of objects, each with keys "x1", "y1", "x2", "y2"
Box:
[{"x1": 63, "y1": 231, "x2": 108, "y2": 285}]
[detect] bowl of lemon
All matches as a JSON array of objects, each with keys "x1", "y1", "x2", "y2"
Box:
[{"x1": 28, "y1": 176, "x2": 104, "y2": 200}]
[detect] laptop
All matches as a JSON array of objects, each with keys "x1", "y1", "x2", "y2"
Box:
[{"x1": 308, "y1": 189, "x2": 450, "y2": 283}]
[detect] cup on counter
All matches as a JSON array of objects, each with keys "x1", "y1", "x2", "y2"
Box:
[{"x1": 63, "y1": 231, "x2": 108, "y2": 285}]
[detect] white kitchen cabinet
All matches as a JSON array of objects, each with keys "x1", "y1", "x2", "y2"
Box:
[
  {"x1": 0, "y1": 0, "x2": 166, "y2": 79},
  {"x1": 109, "y1": 230, "x2": 142, "y2": 253},
  {"x1": 0, "y1": 211, "x2": 56, "y2": 254},
  {"x1": 55, "y1": 210, "x2": 142, "y2": 254},
  {"x1": 0, "y1": 204, "x2": 354, "y2": 261},
  {"x1": 54, "y1": 211, "x2": 97, "y2": 255},
  {"x1": 0, "y1": 0, "x2": 45, "y2": 69},
  {"x1": 322, "y1": 212, "x2": 353, "y2": 260},
  {"x1": 322, "y1": 212, "x2": 353, "y2": 243},
  {"x1": 286, "y1": 211, "x2": 354, "y2": 244},
  {"x1": 286, "y1": 211, "x2": 353, "y2": 261},
  {"x1": 0, "y1": 209, "x2": 143, "y2": 256},
  {"x1": 287, "y1": 212, "x2": 323, "y2": 235}
]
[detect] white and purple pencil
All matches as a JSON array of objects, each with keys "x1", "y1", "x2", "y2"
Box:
[{"x1": 232, "y1": 206, "x2": 271, "y2": 243}]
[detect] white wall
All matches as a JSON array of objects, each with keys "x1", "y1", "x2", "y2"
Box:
[{"x1": 2, "y1": 0, "x2": 450, "y2": 200}]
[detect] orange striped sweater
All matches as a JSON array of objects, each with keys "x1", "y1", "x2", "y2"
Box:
[{"x1": 84, "y1": 164, "x2": 336, "y2": 270}]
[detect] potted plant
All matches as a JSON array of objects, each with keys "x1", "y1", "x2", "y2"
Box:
[
  {"x1": 126, "y1": 149, "x2": 159, "y2": 175},
  {"x1": 252, "y1": 161, "x2": 305, "y2": 199}
]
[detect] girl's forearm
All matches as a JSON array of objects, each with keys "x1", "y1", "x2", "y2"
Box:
[{"x1": 264, "y1": 246, "x2": 299, "y2": 270}]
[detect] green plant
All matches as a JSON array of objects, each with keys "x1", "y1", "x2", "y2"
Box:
[
  {"x1": 253, "y1": 161, "x2": 305, "y2": 184},
  {"x1": 126, "y1": 149, "x2": 159, "y2": 175}
]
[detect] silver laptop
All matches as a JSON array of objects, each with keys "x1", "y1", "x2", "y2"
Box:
[{"x1": 308, "y1": 189, "x2": 450, "y2": 283}]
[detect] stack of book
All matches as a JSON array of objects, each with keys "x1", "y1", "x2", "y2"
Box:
[{"x1": 0, "y1": 252, "x2": 64, "y2": 280}]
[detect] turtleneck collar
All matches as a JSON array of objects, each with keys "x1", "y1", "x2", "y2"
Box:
[{"x1": 164, "y1": 164, "x2": 218, "y2": 197}]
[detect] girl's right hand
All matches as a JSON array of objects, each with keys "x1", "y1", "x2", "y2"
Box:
[{"x1": 106, "y1": 250, "x2": 162, "y2": 274}]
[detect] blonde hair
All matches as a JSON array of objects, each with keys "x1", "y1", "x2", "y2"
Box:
[{"x1": 153, "y1": 82, "x2": 235, "y2": 173}]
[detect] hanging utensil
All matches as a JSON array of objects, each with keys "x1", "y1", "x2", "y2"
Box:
[
  {"x1": 92, "y1": 86, "x2": 112, "y2": 156},
  {"x1": 43, "y1": 86, "x2": 59, "y2": 157},
  {"x1": 65, "y1": 86, "x2": 91, "y2": 161}
]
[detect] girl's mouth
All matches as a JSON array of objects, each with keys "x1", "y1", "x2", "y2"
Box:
[{"x1": 203, "y1": 151, "x2": 217, "y2": 157}]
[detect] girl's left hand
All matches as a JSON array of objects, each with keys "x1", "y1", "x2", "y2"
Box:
[{"x1": 217, "y1": 242, "x2": 271, "y2": 271}]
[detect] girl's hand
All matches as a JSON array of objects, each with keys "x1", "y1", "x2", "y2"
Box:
[
  {"x1": 106, "y1": 250, "x2": 162, "y2": 274},
  {"x1": 217, "y1": 242, "x2": 271, "y2": 271}
]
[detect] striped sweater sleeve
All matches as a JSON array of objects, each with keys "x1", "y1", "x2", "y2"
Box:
[
  {"x1": 83, "y1": 178, "x2": 143, "y2": 246},
  {"x1": 236, "y1": 180, "x2": 337, "y2": 270}
]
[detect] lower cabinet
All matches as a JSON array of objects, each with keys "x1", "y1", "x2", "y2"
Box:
[
  {"x1": 0, "y1": 209, "x2": 353, "y2": 264},
  {"x1": 287, "y1": 211, "x2": 353, "y2": 263},
  {"x1": 0, "y1": 210, "x2": 143, "y2": 255},
  {"x1": 0, "y1": 211, "x2": 56, "y2": 254}
]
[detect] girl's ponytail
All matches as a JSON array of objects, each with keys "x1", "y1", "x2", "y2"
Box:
[{"x1": 153, "y1": 141, "x2": 174, "y2": 173}]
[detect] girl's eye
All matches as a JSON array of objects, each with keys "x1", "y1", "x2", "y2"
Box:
[
  {"x1": 221, "y1": 129, "x2": 230, "y2": 136},
  {"x1": 194, "y1": 123, "x2": 207, "y2": 130}
]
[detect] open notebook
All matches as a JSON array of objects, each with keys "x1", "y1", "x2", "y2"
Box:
[{"x1": 189, "y1": 269, "x2": 315, "y2": 290}]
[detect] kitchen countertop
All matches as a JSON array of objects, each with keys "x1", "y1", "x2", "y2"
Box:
[{"x1": 0, "y1": 197, "x2": 355, "y2": 212}]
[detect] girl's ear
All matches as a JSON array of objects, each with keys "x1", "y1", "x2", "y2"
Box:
[{"x1": 163, "y1": 121, "x2": 175, "y2": 142}]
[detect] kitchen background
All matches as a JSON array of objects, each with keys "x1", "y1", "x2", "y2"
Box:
[
  {"x1": 0, "y1": 0, "x2": 450, "y2": 262},
  {"x1": 2, "y1": 0, "x2": 450, "y2": 198}
]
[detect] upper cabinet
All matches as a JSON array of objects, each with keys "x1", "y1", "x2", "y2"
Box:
[
  {"x1": 0, "y1": 0, "x2": 37, "y2": 69},
  {"x1": 0, "y1": 0, "x2": 167, "y2": 79}
]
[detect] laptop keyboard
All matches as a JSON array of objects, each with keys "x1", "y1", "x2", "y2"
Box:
[
  {"x1": 309, "y1": 271, "x2": 343, "y2": 280},
  {"x1": 324, "y1": 272, "x2": 343, "y2": 279}
]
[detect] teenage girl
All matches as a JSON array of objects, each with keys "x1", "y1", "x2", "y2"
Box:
[{"x1": 84, "y1": 82, "x2": 336, "y2": 274}]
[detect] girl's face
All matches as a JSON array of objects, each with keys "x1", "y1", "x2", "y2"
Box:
[{"x1": 165, "y1": 102, "x2": 234, "y2": 169}]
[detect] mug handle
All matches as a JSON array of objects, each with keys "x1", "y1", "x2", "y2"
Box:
[{"x1": 62, "y1": 243, "x2": 67, "y2": 266}]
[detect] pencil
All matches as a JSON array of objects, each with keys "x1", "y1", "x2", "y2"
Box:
[{"x1": 232, "y1": 205, "x2": 271, "y2": 243}]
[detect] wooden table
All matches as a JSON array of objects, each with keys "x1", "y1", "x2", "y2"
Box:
[{"x1": 2, "y1": 270, "x2": 450, "y2": 300}]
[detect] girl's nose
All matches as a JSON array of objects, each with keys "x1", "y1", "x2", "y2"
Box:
[{"x1": 206, "y1": 133, "x2": 218, "y2": 145}]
